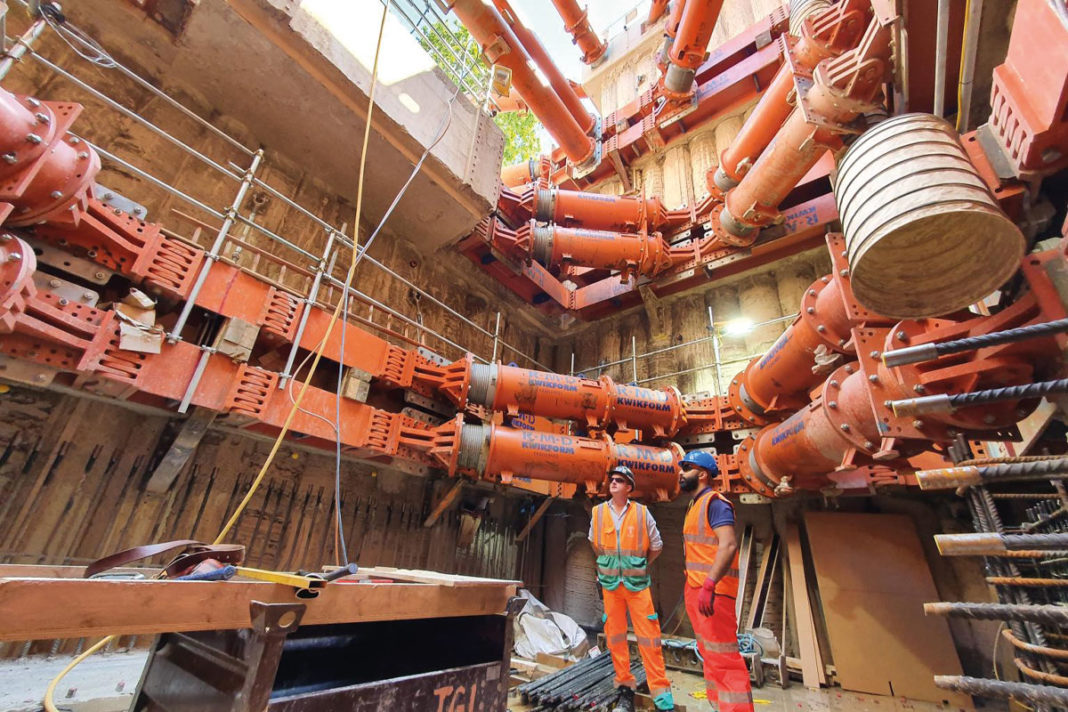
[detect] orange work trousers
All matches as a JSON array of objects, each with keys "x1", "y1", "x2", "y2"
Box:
[
  {"x1": 684, "y1": 585, "x2": 754, "y2": 711},
  {"x1": 602, "y1": 585, "x2": 672, "y2": 702}
]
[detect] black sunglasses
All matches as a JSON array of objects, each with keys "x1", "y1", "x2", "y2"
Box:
[{"x1": 609, "y1": 476, "x2": 629, "y2": 484}]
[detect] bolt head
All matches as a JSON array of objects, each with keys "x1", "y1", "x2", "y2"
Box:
[
  {"x1": 806, "y1": 306, "x2": 815, "y2": 314},
  {"x1": 912, "y1": 419, "x2": 924, "y2": 428},
  {"x1": 821, "y1": 276, "x2": 829, "y2": 283},
  {"x1": 896, "y1": 330, "x2": 908, "y2": 341},
  {"x1": 77, "y1": 151, "x2": 89, "y2": 160},
  {"x1": 808, "y1": 289, "x2": 817, "y2": 297},
  {"x1": 844, "y1": 365, "x2": 854, "y2": 374},
  {"x1": 1, "y1": 153, "x2": 16, "y2": 164},
  {"x1": 82, "y1": 292, "x2": 94, "y2": 301},
  {"x1": 0, "y1": 233, "x2": 11, "y2": 242},
  {"x1": 94, "y1": 271, "x2": 106, "y2": 280},
  {"x1": 840, "y1": 268, "x2": 849, "y2": 277},
  {"x1": 840, "y1": 423, "x2": 850, "y2": 431},
  {"x1": 58, "y1": 297, "x2": 69, "y2": 306},
  {"x1": 868, "y1": 374, "x2": 879, "y2": 383},
  {"x1": 869, "y1": 350, "x2": 881, "y2": 359},
  {"x1": 25, "y1": 133, "x2": 42, "y2": 144},
  {"x1": 26, "y1": 97, "x2": 40, "y2": 107},
  {"x1": 68, "y1": 136, "x2": 80, "y2": 144},
  {"x1": 50, "y1": 190, "x2": 63, "y2": 200},
  {"x1": 864, "y1": 441, "x2": 874, "y2": 449},
  {"x1": 914, "y1": 384, "x2": 926, "y2": 394},
  {"x1": 48, "y1": 278, "x2": 60, "y2": 288},
  {"x1": 34, "y1": 112, "x2": 49, "y2": 124},
  {"x1": 7, "y1": 252, "x2": 21, "y2": 262},
  {"x1": 817, "y1": 325, "x2": 826, "y2": 333},
  {"x1": 828, "y1": 400, "x2": 838, "y2": 409}
]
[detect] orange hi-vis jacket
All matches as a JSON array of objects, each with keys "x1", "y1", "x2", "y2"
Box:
[
  {"x1": 683, "y1": 489, "x2": 740, "y2": 596},
  {"x1": 591, "y1": 501, "x2": 652, "y2": 591}
]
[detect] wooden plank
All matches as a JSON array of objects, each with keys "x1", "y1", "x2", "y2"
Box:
[
  {"x1": 535, "y1": 652, "x2": 569, "y2": 669},
  {"x1": 423, "y1": 480, "x2": 464, "y2": 527},
  {"x1": 516, "y1": 496, "x2": 554, "y2": 542},
  {"x1": 803, "y1": 512, "x2": 973, "y2": 709},
  {"x1": 359, "y1": 566, "x2": 522, "y2": 587},
  {"x1": 783, "y1": 523, "x2": 823, "y2": 689},
  {"x1": 734, "y1": 524, "x2": 754, "y2": 624},
  {"x1": 744, "y1": 533, "x2": 777, "y2": 632},
  {"x1": 0, "y1": 576, "x2": 516, "y2": 641}
]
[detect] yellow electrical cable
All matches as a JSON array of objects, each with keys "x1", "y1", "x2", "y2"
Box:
[{"x1": 42, "y1": 3, "x2": 394, "y2": 709}]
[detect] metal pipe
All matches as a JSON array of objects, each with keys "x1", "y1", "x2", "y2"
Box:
[
  {"x1": 883, "y1": 318, "x2": 1068, "y2": 367},
  {"x1": 956, "y1": 0, "x2": 983, "y2": 131},
  {"x1": 30, "y1": 52, "x2": 242, "y2": 183},
  {"x1": 924, "y1": 601, "x2": 1068, "y2": 626},
  {"x1": 934, "y1": 532, "x2": 1068, "y2": 556},
  {"x1": 934, "y1": 0, "x2": 950, "y2": 116},
  {"x1": 708, "y1": 306, "x2": 723, "y2": 396},
  {"x1": 491, "y1": 311, "x2": 501, "y2": 362},
  {"x1": 178, "y1": 347, "x2": 214, "y2": 414},
  {"x1": 167, "y1": 150, "x2": 264, "y2": 343},
  {"x1": 278, "y1": 230, "x2": 338, "y2": 387},
  {"x1": 88, "y1": 141, "x2": 225, "y2": 220},
  {"x1": 0, "y1": 18, "x2": 45, "y2": 80},
  {"x1": 232, "y1": 213, "x2": 319, "y2": 263},
  {"x1": 631, "y1": 335, "x2": 638, "y2": 384},
  {"x1": 547, "y1": 0, "x2": 606, "y2": 64},
  {"x1": 917, "y1": 459, "x2": 1068, "y2": 490},
  {"x1": 891, "y1": 379, "x2": 1068, "y2": 417},
  {"x1": 934, "y1": 676, "x2": 1068, "y2": 706}
]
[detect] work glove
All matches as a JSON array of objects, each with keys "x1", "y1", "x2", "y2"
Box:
[{"x1": 698, "y1": 577, "x2": 717, "y2": 616}]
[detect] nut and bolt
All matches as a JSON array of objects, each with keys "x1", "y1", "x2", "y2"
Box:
[
  {"x1": 58, "y1": 297, "x2": 69, "y2": 306},
  {"x1": 48, "y1": 278, "x2": 60, "y2": 288},
  {"x1": 94, "y1": 271, "x2": 106, "y2": 280},
  {"x1": 864, "y1": 441, "x2": 874, "y2": 449},
  {"x1": 868, "y1": 374, "x2": 879, "y2": 383},
  {"x1": 828, "y1": 400, "x2": 838, "y2": 409},
  {"x1": 82, "y1": 292, "x2": 94, "y2": 301},
  {"x1": 869, "y1": 350, "x2": 881, "y2": 359},
  {"x1": 0, "y1": 233, "x2": 11, "y2": 242},
  {"x1": 817, "y1": 325, "x2": 826, "y2": 333},
  {"x1": 68, "y1": 136, "x2": 80, "y2": 144},
  {"x1": 808, "y1": 289, "x2": 817, "y2": 297},
  {"x1": 1, "y1": 153, "x2": 17, "y2": 164},
  {"x1": 7, "y1": 252, "x2": 21, "y2": 262},
  {"x1": 840, "y1": 268, "x2": 849, "y2": 277},
  {"x1": 50, "y1": 190, "x2": 63, "y2": 199},
  {"x1": 77, "y1": 151, "x2": 89, "y2": 160},
  {"x1": 821, "y1": 276, "x2": 830, "y2": 283},
  {"x1": 26, "y1": 97, "x2": 40, "y2": 107},
  {"x1": 896, "y1": 330, "x2": 908, "y2": 341},
  {"x1": 34, "y1": 112, "x2": 50, "y2": 124},
  {"x1": 912, "y1": 419, "x2": 925, "y2": 429},
  {"x1": 25, "y1": 133, "x2": 42, "y2": 145},
  {"x1": 840, "y1": 423, "x2": 851, "y2": 432},
  {"x1": 914, "y1": 384, "x2": 926, "y2": 394},
  {"x1": 844, "y1": 365, "x2": 854, "y2": 374},
  {"x1": 830, "y1": 380, "x2": 839, "y2": 388},
  {"x1": 806, "y1": 306, "x2": 815, "y2": 314}
]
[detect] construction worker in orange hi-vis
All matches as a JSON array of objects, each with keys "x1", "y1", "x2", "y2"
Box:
[
  {"x1": 677, "y1": 450, "x2": 754, "y2": 711},
  {"x1": 589, "y1": 465, "x2": 675, "y2": 712}
]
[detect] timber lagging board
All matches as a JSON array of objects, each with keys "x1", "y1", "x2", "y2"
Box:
[{"x1": 803, "y1": 512, "x2": 973, "y2": 709}]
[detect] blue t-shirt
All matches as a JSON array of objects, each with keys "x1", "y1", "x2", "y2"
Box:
[{"x1": 706, "y1": 491, "x2": 735, "y2": 530}]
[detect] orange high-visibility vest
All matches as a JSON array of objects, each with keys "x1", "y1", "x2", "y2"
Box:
[
  {"x1": 683, "y1": 489, "x2": 740, "y2": 596},
  {"x1": 591, "y1": 501, "x2": 652, "y2": 591}
]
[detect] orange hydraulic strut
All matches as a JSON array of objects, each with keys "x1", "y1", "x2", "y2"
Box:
[
  {"x1": 658, "y1": 0, "x2": 688, "y2": 70},
  {"x1": 712, "y1": 0, "x2": 872, "y2": 192},
  {"x1": 662, "y1": 0, "x2": 727, "y2": 97},
  {"x1": 501, "y1": 156, "x2": 550, "y2": 188},
  {"x1": 528, "y1": 184, "x2": 670, "y2": 232},
  {"x1": 549, "y1": 0, "x2": 607, "y2": 65},
  {"x1": 647, "y1": 0, "x2": 670, "y2": 25},
  {"x1": 532, "y1": 223, "x2": 680, "y2": 280},
  {"x1": 449, "y1": 0, "x2": 595, "y2": 164},
  {"x1": 492, "y1": 0, "x2": 595, "y2": 134},
  {"x1": 442, "y1": 359, "x2": 687, "y2": 437},
  {"x1": 720, "y1": 14, "x2": 895, "y2": 238},
  {"x1": 419, "y1": 417, "x2": 681, "y2": 500}
]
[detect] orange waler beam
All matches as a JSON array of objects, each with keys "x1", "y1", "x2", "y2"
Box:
[
  {"x1": 449, "y1": 0, "x2": 594, "y2": 164},
  {"x1": 441, "y1": 359, "x2": 687, "y2": 437}
]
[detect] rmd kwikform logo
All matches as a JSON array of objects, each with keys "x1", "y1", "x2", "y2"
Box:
[
  {"x1": 615, "y1": 384, "x2": 671, "y2": 412},
  {"x1": 519, "y1": 430, "x2": 576, "y2": 455},
  {"x1": 770, "y1": 419, "x2": 805, "y2": 446},
  {"x1": 615, "y1": 444, "x2": 677, "y2": 473},
  {"x1": 525, "y1": 371, "x2": 579, "y2": 392}
]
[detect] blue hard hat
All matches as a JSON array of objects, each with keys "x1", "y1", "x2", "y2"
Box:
[{"x1": 680, "y1": 450, "x2": 719, "y2": 475}]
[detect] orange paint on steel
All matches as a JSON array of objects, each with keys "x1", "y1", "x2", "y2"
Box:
[
  {"x1": 501, "y1": 158, "x2": 538, "y2": 188},
  {"x1": 492, "y1": 0, "x2": 594, "y2": 133},
  {"x1": 549, "y1": 0, "x2": 607, "y2": 65},
  {"x1": 533, "y1": 224, "x2": 676, "y2": 278},
  {"x1": 534, "y1": 184, "x2": 668, "y2": 231},
  {"x1": 462, "y1": 362, "x2": 686, "y2": 437},
  {"x1": 647, "y1": 0, "x2": 670, "y2": 25},
  {"x1": 713, "y1": 65, "x2": 796, "y2": 190},
  {"x1": 659, "y1": 0, "x2": 688, "y2": 68},
  {"x1": 460, "y1": 422, "x2": 680, "y2": 500},
  {"x1": 451, "y1": 0, "x2": 594, "y2": 163},
  {"x1": 731, "y1": 275, "x2": 853, "y2": 422},
  {"x1": 738, "y1": 364, "x2": 879, "y2": 495},
  {"x1": 664, "y1": 0, "x2": 726, "y2": 94}
]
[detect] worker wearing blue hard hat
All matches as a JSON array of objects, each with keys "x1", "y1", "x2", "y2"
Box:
[{"x1": 678, "y1": 451, "x2": 753, "y2": 711}]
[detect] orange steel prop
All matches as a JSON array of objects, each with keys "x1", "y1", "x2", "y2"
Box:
[
  {"x1": 434, "y1": 358, "x2": 687, "y2": 437},
  {"x1": 491, "y1": 0, "x2": 595, "y2": 134},
  {"x1": 501, "y1": 157, "x2": 547, "y2": 188},
  {"x1": 647, "y1": 0, "x2": 670, "y2": 25},
  {"x1": 549, "y1": 0, "x2": 607, "y2": 65},
  {"x1": 722, "y1": 14, "x2": 894, "y2": 238},
  {"x1": 448, "y1": 0, "x2": 594, "y2": 164},
  {"x1": 712, "y1": 0, "x2": 872, "y2": 191},
  {"x1": 663, "y1": 0, "x2": 726, "y2": 96},
  {"x1": 529, "y1": 184, "x2": 671, "y2": 232},
  {"x1": 658, "y1": 0, "x2": 688, "y2": 70},
  {"x1": 420, "y1": 418, "x2": 680, "y2": 500},
  {"x1": 532, "y1": 223, "x2": 679, "y2": 280}
]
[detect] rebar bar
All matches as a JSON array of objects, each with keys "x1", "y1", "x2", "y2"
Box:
[
  {"x1": 883, "y1": 318, "x2": 1068, "y2": 367},
  {"x1": 987, "y1": 576, "x2": 1068, "y2": 587},
  {"x1": 891, "y1": 379, "x2": 1068, "y2": 416},
  {"x1": 917, "y1": 458, "x2": 1068, "y2": 489},
  {"x1": 934, "y1": 675, "x2": 1068, "y2": 706},
  {"x1": 936, "y1": 532, "x2": 1068, "y2": 556},
  {"x1": 924, "y1": 601, "x2": 1068, "y2": 626}
]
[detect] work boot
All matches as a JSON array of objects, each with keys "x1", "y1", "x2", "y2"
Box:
[{"x1": 612, "y1": 686, "x2": 635, "y2": 712}]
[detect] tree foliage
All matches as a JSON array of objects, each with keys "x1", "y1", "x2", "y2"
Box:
[{"x1": 417, "y1": 22, "x2": 542, "y2": 165}]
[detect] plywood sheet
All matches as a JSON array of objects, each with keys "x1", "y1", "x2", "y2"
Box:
[{"x1": 804, "y1": 512, "x2": 973, "y2": 709}]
